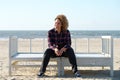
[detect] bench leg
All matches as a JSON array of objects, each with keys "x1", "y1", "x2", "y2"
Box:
[
  {"x1": 0, "y1": 61, "x2": 3, "y2": 76},
  {"x1": 60, "y1": 58, "x2": 64, "y2": 76},
  {"x1": 9, "y1": 58, "x2": 12, "y2": 76},
  {"x1": 57, "y1": 58, "x2": 61, "y2": 76},
  {"x1": 9, "y1": 65, "x2": 11, "y2": 76},
  {"x1": 110, "y1": 65, "x2": 114, "y2": 77},
  {"x1": 57, "y1": 58, "x2": 64, "y2": 76}
]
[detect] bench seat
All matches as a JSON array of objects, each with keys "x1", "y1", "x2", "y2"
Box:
[
  {"x1": 12, "y1": 52, "x2": 110, "y2": 60},
  {"x1": 11, "y1": 52, "x2": 112, "y2": 76}
]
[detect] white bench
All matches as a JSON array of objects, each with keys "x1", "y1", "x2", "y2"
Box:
[{"x1": 9, "y1": 36, "x2": 114, "y2": 76}]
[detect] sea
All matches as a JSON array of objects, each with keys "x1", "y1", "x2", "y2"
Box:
[{"x1": 0, "y1": 30, "x2": 120, "y2": 39}]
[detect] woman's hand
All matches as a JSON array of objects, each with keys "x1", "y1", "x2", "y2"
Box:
[
  {"x1": 59, "y1": 47, "x2": 67, "y2": 56},
  {"x1": 54, "y1": 48, "x2": 60, "y2": 56},
  {"x1": 54, "y1": 47, "x2": 67, "y2": 56}
]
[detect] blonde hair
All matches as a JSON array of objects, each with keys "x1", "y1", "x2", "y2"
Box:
[{"x1": 55, "y1": 14, "x2": 69, "y2": 31}]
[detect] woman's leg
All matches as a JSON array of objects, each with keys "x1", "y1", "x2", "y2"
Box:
[
  {"x1": 62, "y1": 47, "x2": 78, "y2": 73},
  {"x1": 40, "y1": 48, "x2": 56, "y2": 73}
]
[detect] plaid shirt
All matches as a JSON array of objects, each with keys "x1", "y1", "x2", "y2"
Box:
[{"x1": 48, "y1": 28, "x2": 71, "y2": 50}]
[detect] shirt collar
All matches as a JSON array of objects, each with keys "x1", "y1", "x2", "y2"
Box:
[{"x1": 53, "y1": 28, "x2": 63, "y2": 33}]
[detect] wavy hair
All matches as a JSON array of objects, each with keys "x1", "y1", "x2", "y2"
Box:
[{"x1": 55, "y1": 14, "x2": 69, "y2": 31}]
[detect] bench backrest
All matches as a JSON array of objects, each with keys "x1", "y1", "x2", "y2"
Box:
[
  {"x1": 102, "y1": 36, "x2": 113, "y2": 56},
  {"x1": 9, "y1": 36, "x2": 113, "y2": 57},
  {"x1": 9, "y1": 36, "x2": 18, "y2": 57}
]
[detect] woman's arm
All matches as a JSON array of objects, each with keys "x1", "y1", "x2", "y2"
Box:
[
  {"x1": 64, "y1": 30, "x2": 71, "y2": 48},
  {"x1": 48, "y1": 31, "x2": 55, "y2": 50}
]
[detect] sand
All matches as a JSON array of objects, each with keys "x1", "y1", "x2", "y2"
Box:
[{"x1": 0, "y1": 38, "x2": 120, "y2": 80}]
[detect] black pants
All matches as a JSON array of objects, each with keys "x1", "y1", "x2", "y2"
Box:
[{"x1": 40, "y1": 47, "x2": 78, "y2": 73}]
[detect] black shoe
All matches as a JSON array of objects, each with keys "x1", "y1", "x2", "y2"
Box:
[
  {"x1": 37, "y1": 72, "x2": 44, "y2": 77},
  {"x1": 74, "y1": 71, "x2": 81, "y2": 77}
]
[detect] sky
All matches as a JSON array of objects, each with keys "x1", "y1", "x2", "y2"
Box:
[{"x1": 0, "y1": 0, "x2": 120, "y2": 30}]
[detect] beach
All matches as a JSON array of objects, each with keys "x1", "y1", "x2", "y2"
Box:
[{"x1": 0, "y1": 38, "x2": 120, "y2": 80}]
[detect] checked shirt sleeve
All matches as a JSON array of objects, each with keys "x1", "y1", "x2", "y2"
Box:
[{"x1": 64, "y1": 30, "x2": 71, "y2": 48}]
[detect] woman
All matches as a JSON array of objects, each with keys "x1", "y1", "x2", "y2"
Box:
[{"x1": 37, "y1": 14, "x2": 81, "y2": 77}]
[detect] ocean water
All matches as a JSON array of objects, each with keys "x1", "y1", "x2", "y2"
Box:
[{"x1": 0, "y1": 30, "x2": 120, "y2": 38}]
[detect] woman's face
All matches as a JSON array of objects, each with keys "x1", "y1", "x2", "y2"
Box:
[{"x1": 54, "y1": 19, "x2": 62, "y2": 30}]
